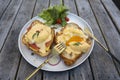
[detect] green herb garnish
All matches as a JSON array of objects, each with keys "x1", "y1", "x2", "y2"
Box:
[
  {"x1": 32, "y1": 31, "x2": 40, "y2": 39},
  {"x1": 73, "y1": 42, "x2": 81, "y2": 46},
  {"x1": 38, "y1": 4, "x2": 69, "y2": 26}
]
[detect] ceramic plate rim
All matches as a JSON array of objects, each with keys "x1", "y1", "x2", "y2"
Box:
[{"x1": 18, "y1": 12, "x2": 94, "y2": 72}]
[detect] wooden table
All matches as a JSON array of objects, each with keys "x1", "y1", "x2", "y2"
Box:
[{"x1": 0, "y1": 0, "x2": 120, "y2": 80}]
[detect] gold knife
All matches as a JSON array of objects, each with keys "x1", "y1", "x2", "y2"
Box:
[{"x1": 84, "y1": 27, "x2": 109, "y2": 52}]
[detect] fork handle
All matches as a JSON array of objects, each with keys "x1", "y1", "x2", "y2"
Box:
[{"x1": 25, "y1": 59, "x2": 49, "y2": 80}]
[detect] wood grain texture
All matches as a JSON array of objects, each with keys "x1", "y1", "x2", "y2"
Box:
[
  {"x1": 16, "y1": 58, "x2": 42, "y2": 80},
  {"x1": 76, "y1": 0, "x2": 120, "y2": 80},
  {"x1": 49, "y1": 0, "x2": 61, "y2": 6},
  {"x1": 17, "y1": 0, "x2": 49, "y2": 79},
  {"x1": 0, "y1": 0, "x2": 23, "y2": 51},
  {"x1": 69, "y1": 60, "x2": 93, "y2": 80},
  {"x1": 89, "y1": 0, "x2": 120, "y2": 67},
  {"x1": 43, "y1": 71, "x2": 69, "y2": 80},
  {"x1": 64, "y1": 0, "x2": 78, "y2": 14},
  {"x1": 0, "y1": 0, "x2": 11, "y2": 19},
  {"x1": 101, "y1": 0, "x2": 120, "y2": 75},
  {"x1": 101, "y1": 0, "x2": 120, "y2": 32},
  {"x1": 14, "y1": 0, "x2": 48, "y2": 80},
  {"x1": 64, "y1": 0, "x2": 93, "y2": 80},
  {"x1": 0, "y1": 0, "x2": 36, "y2": 79},
  {"x1": 42, "y1": 0, "x2": 69, "y2": 80},
  {"x1": 33, "y1": 0, "x2": 49, "y2": 17},
  {"x1": 112, "y1": 0, "x2": 120, "y2": 10},
  {"x1": 113, "y1": 59, "x2": 120, "y2": 75},
  {"x1": 0, "y1": 0, "x2": 120, "y2": 80},
  {"x1": 90, "y1": 44, "x2": 120, "y2": 80}
]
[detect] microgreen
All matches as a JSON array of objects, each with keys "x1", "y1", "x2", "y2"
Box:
[
  {"x1": 38, "y1": 4, "x2": 69, "y2": 27},
  {"x1": 73, "y1": 42, "x2": 81, "y2": 46},
  {"x1": 32, "y1": 31, "x2": 40, "y2": 39}
]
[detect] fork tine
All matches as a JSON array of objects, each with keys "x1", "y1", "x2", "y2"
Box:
[
  {"x1": 55, "y1": 42, "x2": 63, "y2": 48},
  {"x1": 55, "y1": 42, "x2": 62, "y2": 47},
  {"x1": 54, "y1": 42, "x2": 66, "y2": 54},
  {"x1": 59, "y1": 48, "x2": 65, "y2": 53},
  {"x1": 59, "y1": 45, "x2": 65, "y2": 50},
  {"x1": 58, "y1": 43, "x2": 65, "y2": 49},
  {"x1": 57, "y1": 44, "x2": 64, "y2": 49},
  {"x1": 25, "y1": 42, "x2": 66, "y2": 80}
]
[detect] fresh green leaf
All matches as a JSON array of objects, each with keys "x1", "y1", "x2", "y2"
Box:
[
  {"x1": 36, "y1": 31, "x2": 40, "y2": 37},
  {"x1": 73, "y1": 42, "x2": 81, "y2": 46},
  {"x1": 61, "y1": 17, "x2": 67, "y2": 26},
  {"x1": 32, "y1": 33, "x2": 37, "y2": 39},
  {"x1": 32, "y1": 31, "x2": 40, "y2": 39},
  {"x1": 38, "y1": 4, "x2": 69, "y2": 27}
]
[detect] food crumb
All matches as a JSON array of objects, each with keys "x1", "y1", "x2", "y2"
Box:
[{"x1": 31, "y1": 53, "x2": 34, "y2": 55}]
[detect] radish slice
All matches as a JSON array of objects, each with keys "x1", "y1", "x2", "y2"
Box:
[{"x1": 48, "y1": 56, "x2": 61, "y2": 66}]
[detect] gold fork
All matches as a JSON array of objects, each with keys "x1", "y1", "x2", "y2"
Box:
[
  {"x1": 25, "y1": 42, "x2": 66, "y2": 80},
  {"x1": 83, "y1": 27, "x2": 108, "y2": 52}
]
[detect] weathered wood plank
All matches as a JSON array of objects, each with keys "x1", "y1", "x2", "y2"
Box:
[
  {"x1": 42, "y1": 0, "x2": 69, "y2": 80},
  {"x1": 0, "y1": 0, "x2": 11, "y2": 19},
  {"x1": 0, "y1": 0, "x2": 36, "y2": 79},
  {"x1": 49, "y1": 0, "x2": 60, "y2": 6},
  {"x1": 33, "y1": 0, "x2": 49, "y2": 17},
  {"x1": 100, "y1": 0, "x2": 120, "y2": 75},
  {"x1": 76, "y1": 0, "x2": 120, "y2": 80},
  {"x1": 101, "y1": 0, "x2": 120, "y2": 32},
  {"x1": 16, "y1": 0, "x2": 50, "y2": 80},
  {"x1": 112, "y1": 0, "x2": 120, "y2": 10},
  {"x1": 69, "y1": 60, "x2": 93, "y2": 80},
  {"x1": 90, "y1": 43, "x2": 120, "y2": 80},
  {"x1": 113, "y1": 59, "x2": 120, "y2": 75},
  {"x1": 89, "y1": 0, "x2": 120, "y2": 66},
  {"x1": 0, "y1": 0, "x2": 23, "y2": 51},
  {"x1": 16, "y1": 58, "x2": 42, "y2": 80},
  {"x1": 64, "y1": 0, "x2": 77, "y2": 14},
  {"x1": 64, "y1": 0, "x2": 93, "y2": 80},
  {"x1": 43, "y1": 71, "x2": 69, "y2": 80}
]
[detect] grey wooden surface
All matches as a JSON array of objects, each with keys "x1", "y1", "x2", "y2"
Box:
[{"x1": 0, "y1": 0, "x2": 120, "y2": 80}]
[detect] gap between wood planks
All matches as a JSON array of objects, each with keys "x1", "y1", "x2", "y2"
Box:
[
  {"x1": 88, "y1": 0, "x2": 118, "y2": 61},
  {"x1": 74, "y1": 0, "x2": 102, "y2": 79},
  {"x1": 100, "y1": 0, "x2": 120, "y2": 34},
  {"x1": 64, "y1": 0, "x2": 94, "y2": 80},
  {"x1": 74, "y1": 0, "x2": 120, "y2": 80},
  {"x1": 0, "y1": 0, "x2": 12, "y2": 19},
  {"x1": 88, "y1": 0, "x2": 120, "y2": 65},
  {"x1": 14, "y1": 55, "x2": 22, "y2": 80},
  {"x1": 0, "y1": 0, "x2": 23, "y2": 53},
  {"x1": 31, "y1": 0, "x2": 37, "y2": 19},
  {"x1": 88, "y1": 0, "x2": 120, "y2": 77},
  {"x1": 113, "y1": 59, "x2": 120, "y2": 76},
  {"x1": 14, "y1": 0, "x2": 38, "y2": 79},
  {"x1": 0, "y1": 0, "x2": 38, "y2": 79}
]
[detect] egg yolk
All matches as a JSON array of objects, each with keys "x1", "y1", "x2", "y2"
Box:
[{"x1": 66, "y1": 36, "x2": 83, "y2": 46}]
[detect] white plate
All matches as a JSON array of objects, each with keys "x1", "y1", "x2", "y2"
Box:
[{"x1": 18, "y1": 13, "x2": 94, "y2": 72}]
